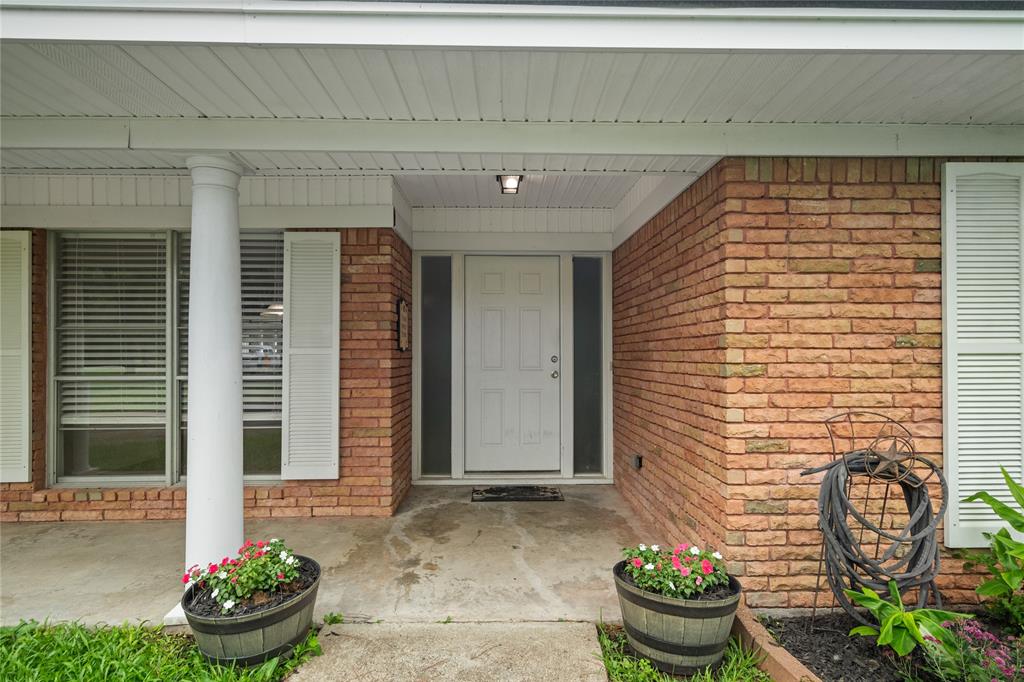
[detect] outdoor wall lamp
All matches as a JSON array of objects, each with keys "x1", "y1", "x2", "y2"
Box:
[{"x1": 496, "y1": 175, "x2": 523, "y2": 194}]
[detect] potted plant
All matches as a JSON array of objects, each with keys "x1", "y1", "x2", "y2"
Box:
[
  {"x1": 613, "y1": 543, "x2": 741, "y2": 675},
  {"x1": 181, "y1": 538, "x2": 321, "y2": 666}
]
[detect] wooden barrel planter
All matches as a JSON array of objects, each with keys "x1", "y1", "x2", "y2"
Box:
[
  {"x1": 182, "y1": 555, "x2": 321, "y2": 667},
  {"x1": 613, "y1": 560, "x2": 742, "y2": 675}
]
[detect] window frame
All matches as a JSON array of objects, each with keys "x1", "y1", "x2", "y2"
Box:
[{"x1": 47, "y1": 229, "x2": 286, "y2": 487}]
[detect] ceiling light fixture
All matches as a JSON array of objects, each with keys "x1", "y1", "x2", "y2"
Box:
[{"x1": 497, "y1": 175, "x2": 523, "y2": 195}]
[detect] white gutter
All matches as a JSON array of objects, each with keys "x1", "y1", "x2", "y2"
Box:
[{"x1": 1, "y1": 1, "x2": 1021, "y2": 51}]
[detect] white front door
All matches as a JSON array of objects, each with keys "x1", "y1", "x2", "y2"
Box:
[{"x1": 465, "y1": 256, "x2": 561, "y2": 472}]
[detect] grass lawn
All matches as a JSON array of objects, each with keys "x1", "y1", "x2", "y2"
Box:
[
  {"x1": 598, "y1": 625, "x2": 772, "y2": 682},
  {"x1": 0, "y1": 621, "x2": 321, "y2": 682}
]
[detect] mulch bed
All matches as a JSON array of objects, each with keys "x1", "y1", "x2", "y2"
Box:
[
  {"x1": 183, "y1": 559, "x2": 319, "y2": 619},
  {"x1": 761, "y1": 612, "x2": 905, "y2": 682}
]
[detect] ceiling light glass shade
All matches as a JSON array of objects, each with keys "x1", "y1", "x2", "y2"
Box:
[{"x1": 497, "y1": 175, "x2": 523, "y2": 194}]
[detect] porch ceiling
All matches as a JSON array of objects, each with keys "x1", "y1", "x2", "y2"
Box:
[{"x1": 2, "y1": 43, "x2": 1022, "y2": 125}]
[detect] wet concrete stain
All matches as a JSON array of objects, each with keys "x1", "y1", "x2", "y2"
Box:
[{"x1": 396, "y1": 571, "x2": 421, "y2": 587}]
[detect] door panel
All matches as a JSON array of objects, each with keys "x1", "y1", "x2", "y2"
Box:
[{"x1": 465, "y1": 256, "x2": 560, "y2": 472}]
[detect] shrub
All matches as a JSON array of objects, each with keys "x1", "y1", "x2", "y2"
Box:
[
  {"x1": 915, "y1": 619, "x2": 1024, "y2": 682},
  {"x1": 844, "y1": 581, "x2": 970, "y2": 657},
  {"x1": 183, "y1": 538, "x2": 301, "y2": 614},
  {"x1": 963, "y1": 467, "x2": 1024, "y2": 633},
  {"x1": 621, "y1": 543, "x2": 729, "y2": 599}
]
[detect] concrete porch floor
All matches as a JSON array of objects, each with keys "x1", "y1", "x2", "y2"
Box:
[{"x1": 0, "y1": 485, "x2": 652, "y2": 626}]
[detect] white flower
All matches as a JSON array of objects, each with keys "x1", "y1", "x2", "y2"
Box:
[
  {"x1": 690, "y1": 546, "x2": 701, "y2": 555},
  {"x1": 286, "y1": 556, "x2": 296, "y2": 566},
  {"x1": 217, "y1": 571, "x2": 227, "y2": 579},
  {"x1": 651, "y1": 544, "x2": 660, "y2": 552},
  {"x1": 712, "y1": 552, "x2": 723, "y2": 560},
  {"x1": 223, "y1": 600, "x2": 235, "y2": 611},
  {"x1": 644, "y1": 563, "x2": 654, "y2": 571},
  {"x1": 638, "y1": 544, "x2": 647, "y2": 551},
  {"x1": 270, "y1": 538, "x2": 279, "y2": 543},
  {"x1": 668, "y1": 582, "x2": 675, "y2": 591},
  {"x1": 212, "y1": 588, "x2": 219, "y2": 598},
  {"x1": 280, "y1": 550, "x2": 288, "y2": 560}
]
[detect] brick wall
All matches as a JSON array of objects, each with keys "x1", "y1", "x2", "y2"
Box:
[
  {"x1": 613, "y1": 160, "x2": 735, "y2": 550},
  {"x1": 0, "y1": 227, "x2": 413, "y2": 522},
  {"x1": 614, "y1": 157, "x2": 1019, "y2": 610},
  {"x1": 716, "y1": 157, "x2": 954, "y2": 609}
]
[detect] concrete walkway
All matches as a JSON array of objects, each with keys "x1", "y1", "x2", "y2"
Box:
[
  {"x1": 0, "y1": 485, "x2": 652, "y2": 626},
  {"x1": 293, "y1": 622, "x2": 606, "y2": 682}
]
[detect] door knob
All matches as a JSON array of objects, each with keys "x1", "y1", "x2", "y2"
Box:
[{"x1": 551, "y1": 370, "x2": 559, "y2": 379}]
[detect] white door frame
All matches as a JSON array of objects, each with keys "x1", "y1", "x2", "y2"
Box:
[{"x1": 412, "y1": 250, "x2": 613, "y2": 485}]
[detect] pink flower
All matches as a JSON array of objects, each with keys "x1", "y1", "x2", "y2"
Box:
[
  {"x1": 680, "y1": 566, "x2": 691, "y2": 577},
  {"x1": 181, "y1": 573, "x2": 189, "y2": 584},
  {"x1": 277, "y1": 572, "x2": 285, "y2": 580},
  {"x1": 674, "y1": 544, "x2": 689, "y2": 555},
  {"x1": 701, "y1": 559, "x2": 714, "y2": 575},
  {"x1": 632, "y1": 557, "x2": 643, "y2": 568},
  {"x1": 671, "y1": 555, "x2": 683, "y2": 571},
  {"x1": 695, "y1": 576, "x2": 703, "y2": 586}
]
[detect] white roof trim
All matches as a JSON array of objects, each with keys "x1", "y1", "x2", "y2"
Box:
[
  {"x1": 613, "y1": 174, "x2": 700, "y2": 249},
  {"x1": 1, "y1": 2, "x2": 1021, "y2": 51},
  {"x1": 6, "y1": 119, "x2": 1023, "y2": 157}
]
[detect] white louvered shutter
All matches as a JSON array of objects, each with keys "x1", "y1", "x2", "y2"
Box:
[
  {"x1": 281, "y1": 232, "x2": 340, "y2": 479},
  {"x1": 944, "y1": 163, "x2": 1024, "y2": 547},
  {"x1": 0, "y1": 231, "x2": 31, "y2": 482}
]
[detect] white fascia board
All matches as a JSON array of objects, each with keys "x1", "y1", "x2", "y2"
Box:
[
  {"x1": 412, "y1": 231, "x2": 613, "y2": 252},
  {"x1": 1, "y1": 3, "x2": 1022, "y2": 51},
  {"x1": 0, "y1": 205, "x2": 394, "y2": 229},
  {"x1": 613, "y1": 175, "x2": 699, "y2": 249},
  {"x1": 391, "y1": 180, "x2": 414, "y2": 247},
  {"x1": 6, "y1": 119, "x2": 1023, "y2": 157}
]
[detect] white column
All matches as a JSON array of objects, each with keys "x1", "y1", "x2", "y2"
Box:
[{"x1": 184, "y1": 155, "x2": 244, "y2": 570}]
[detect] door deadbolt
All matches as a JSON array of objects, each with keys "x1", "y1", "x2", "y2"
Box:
[{"x1": 550, "y1": 355, "x2": 559, "y2": 363}]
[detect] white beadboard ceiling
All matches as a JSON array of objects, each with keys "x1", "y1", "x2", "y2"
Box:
[{"x1": 2, "y1": 43, "x2": 1022, "y2": 125}]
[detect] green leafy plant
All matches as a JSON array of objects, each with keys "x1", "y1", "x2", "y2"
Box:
[
  {"x1": 964, "y1": 466, "x2": 1024, "y2": 631},
  {"x1": 0, "y1": 621, "x2": 321, "y2": 682},
  {"x1": 844, "y1": 581, "x2": 970, "y2": 656},
  {"x1": 596, "y1": 624, "x2": 770, "y2": 682},
  {"x1": 914, "y1": 619, "x2": 1024, "y2": 682},
  {"x1": 322, "y1": 612, "x2": 344, "y2": 625},
  {"x1": 621, "y1": 543, "x2": 729, "y2": 599},
  {"x1": 183, "y1": 538, "x2": 301, "y2": 614}
]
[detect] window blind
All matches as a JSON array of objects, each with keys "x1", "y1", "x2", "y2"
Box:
[
  {"x1": 55, "y1": 234, "x2": 167, "y2": 427},
  {"x1": 178, "y1": 235, "x2": 284, "y2": 425}
]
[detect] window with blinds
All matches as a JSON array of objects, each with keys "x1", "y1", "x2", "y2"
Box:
[
  {"x1": 177, "y1": 234, "x2": 284, "y2": 475},
  {"x1": 53, "y1": 231, "x2": 286, "y2": 481},
  {"x1": 55, "y1": 233, "x2": 168, "y2": 477}
]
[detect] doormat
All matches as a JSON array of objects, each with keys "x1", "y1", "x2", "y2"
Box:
[{"x1": 471, "y1": 486, "x2": 564, "y2": 502}]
